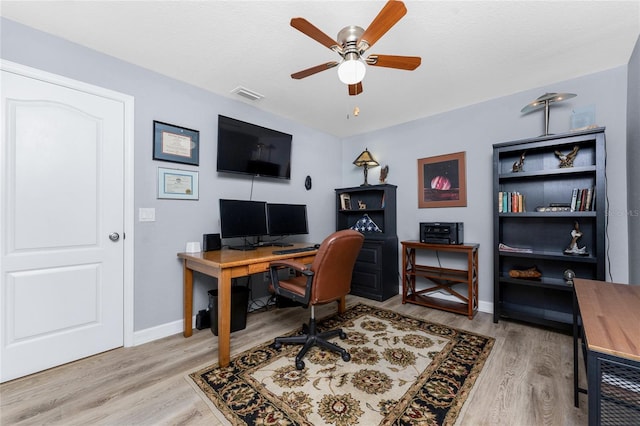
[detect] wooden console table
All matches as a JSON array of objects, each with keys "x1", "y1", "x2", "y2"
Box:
[
  {"x1": 573, "y1": 278, "x2": 640, "y2": 424},
  {"x1": 401, "y1": 241, "x2": 479, "y2": 319}
]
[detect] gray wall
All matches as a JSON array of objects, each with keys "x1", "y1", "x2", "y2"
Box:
[
  {"x1": 1, "y1": 18, "x2": 635, "y2": 333},
  {"x1": 627, "y1": 35, "x2": 640, "y2": 285},
  {"x1": 1, "y1": 18, "x2": 342, "y2": 331},
  {"x1": 342, "y1": 67, "x2": 632, "y2": 305}
]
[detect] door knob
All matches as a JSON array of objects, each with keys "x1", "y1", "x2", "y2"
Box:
[{"x1": 109, "y1": 232, "x2": 120, "y2": 242}]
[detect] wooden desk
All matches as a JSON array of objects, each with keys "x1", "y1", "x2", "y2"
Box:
[
  {"x1": 401, "y1": 241, "x2": 479, "y2": 319},
  {"x1": 573, "y1": 278, "x2": 640, "y2": 424},
  {"x1": 178, "y1": 244, "x2": 338, "y2": 367}
]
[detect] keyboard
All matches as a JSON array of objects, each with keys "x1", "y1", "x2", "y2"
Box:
[{"x1": 272, "y1": 246, "x2": 317, "y2": 255}]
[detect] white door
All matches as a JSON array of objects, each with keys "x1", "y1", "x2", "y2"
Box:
[{"x1": 1, "y1": 63, "x2": 130, "y2": 382}]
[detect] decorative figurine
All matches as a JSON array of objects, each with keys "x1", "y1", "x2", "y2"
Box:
[
  {"x1": 563, "y1": 269, "x2": 576, "y2": 286},
  {"x1": 555, "y1": 145, "x2": 579, "y2": 168},
  {"x1": 379, "y1": 165, "x2": 389, "y2": 183},
  {"x1": 358, "y1": 200, "x2": 367, "y2": 210},
  {"x1": 512, "y1": 151, "x2": 526, "y2": 172},
  {"x1": 564, "y1": 221, "x2": 588, "y2": 255}
]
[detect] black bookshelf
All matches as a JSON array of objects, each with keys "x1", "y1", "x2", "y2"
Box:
[
  {"x1": 335, "y1": 184, "x2": 398, "y2": 301},
  {"x1": 493, "y1": 128, "x2": 606, "y2": 330}
]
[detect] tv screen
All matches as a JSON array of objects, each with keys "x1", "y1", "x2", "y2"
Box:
[
  {"x1": 219, "y1": 199, "x2": 268, "y2": 241},
  {"x1": 217, "y1": 115, "x2": 292, "y2": 180},
  {"x1": 267, "y1": 203, "x2": 309, "y2": 236}
]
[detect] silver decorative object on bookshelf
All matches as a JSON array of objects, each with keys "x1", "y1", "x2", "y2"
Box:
[
  {"x1": 563, "y1": 269, "x2": 576, "y2": 286},
  {"x1": 521, "y1": 92, "x2": 576, "y2": 136}
]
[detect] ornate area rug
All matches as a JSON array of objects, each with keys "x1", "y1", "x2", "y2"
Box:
[{"x1": 189, "y1": 303, "x2": 494, "y2": 425}]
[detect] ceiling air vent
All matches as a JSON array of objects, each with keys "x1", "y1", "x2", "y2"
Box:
[{"x1": 231, "y1": 86, "x2": 264, "y2": 101}]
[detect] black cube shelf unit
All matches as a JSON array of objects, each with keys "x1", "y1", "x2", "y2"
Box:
[
  {"x1": 335, "y1": 184, "x2": 398, "y2": 301},
  {"x1": 493, "y1": 127, "x2": 606, "y2": 330}
]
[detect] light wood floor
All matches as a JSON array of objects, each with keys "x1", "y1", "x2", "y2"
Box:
[{"x1": 1, "y1": 295, "x2": 588, "y2": 425}]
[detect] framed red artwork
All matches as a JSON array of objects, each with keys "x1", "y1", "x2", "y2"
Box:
[{"x1": 418, "y1": 151, "x2": 467, "y2": 208}]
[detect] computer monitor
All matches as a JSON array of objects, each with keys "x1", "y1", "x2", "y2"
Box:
[
  {"x1": 267, "y1": 203, "x2": 309, "y2": 236},
  {"x1": 219, "y1": 199, "x2": 268, "y2": 250}
]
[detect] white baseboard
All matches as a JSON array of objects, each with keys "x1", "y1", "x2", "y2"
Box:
[
  {"x1": 132, "y1": 295, "x2": 274, "y2": 347},
  {"x1": 132, "y1": 315, "x2": 195, "y2": 346},
  {"x1": 131, "y1": 295, "x2": 495, "y2": 347},
  {"x1": 478, "y1": 299, "x2": 493, "y2": 314}
]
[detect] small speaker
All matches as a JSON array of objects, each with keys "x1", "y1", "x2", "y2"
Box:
[{"x1": 203, "y1": 233, "x2": 221, "y2": 251}]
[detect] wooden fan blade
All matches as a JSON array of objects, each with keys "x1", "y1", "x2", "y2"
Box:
[
  {"x1": 358, "y1": 0, "x2": 407, "y2": 51},
  {"x1": 348, "y1": 82, "x2": 363, "y2": 96},
  {"x1": 366, "y1": 54, "x2": 421, "y2": 70},
  {"x1": 291, "y1": 17, "x2": 339, "y2": 50},
  {"x1": 291, "y1": 62, "x2": 339, "y2": 79}
]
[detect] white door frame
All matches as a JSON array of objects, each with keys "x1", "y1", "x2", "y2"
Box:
[{"x1": 1, "y1": 59, "x2": 135, "y2": 347}]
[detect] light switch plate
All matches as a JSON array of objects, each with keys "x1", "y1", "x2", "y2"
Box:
[{"x1": 139, "y1": 208, "x2": 156, "y2": 222}]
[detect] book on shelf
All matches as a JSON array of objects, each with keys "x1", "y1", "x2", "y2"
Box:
[
  {"x1": 498, "y1": 191, "x2": 525, "y2": 213},
  {"x1": 570, "y1": 188, "x2": 579, "y2": 212},
  {"x1": 584, "y1": 187, "x2": 593, "y2": 211},
  {"x1": 570, "y1": 186, "x2": 595, "y2": 211}
]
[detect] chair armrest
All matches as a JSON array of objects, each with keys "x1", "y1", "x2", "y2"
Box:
[
  {"x1": 269, "y1": 260, "x2": 315, "y2": 305},
  {"x1": 270, "y1": 259, "x2": 308, "y2": 273}
]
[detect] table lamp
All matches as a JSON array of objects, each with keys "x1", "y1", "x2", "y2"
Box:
[
  {"x1": 521, "y1": 92, "x2": 576, "y2": 136},
  {"x1": 353, "y1": 148, "x2": 379, "y2": 186}
]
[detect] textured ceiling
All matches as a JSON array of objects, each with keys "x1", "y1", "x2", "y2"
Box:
[{"x1": 2, "y1": 1, "x2": 639, "y2": 137}]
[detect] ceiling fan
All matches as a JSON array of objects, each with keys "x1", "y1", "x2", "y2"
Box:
[{"x1": 290, "y1": 0, "x2": 421, "y2": 96}]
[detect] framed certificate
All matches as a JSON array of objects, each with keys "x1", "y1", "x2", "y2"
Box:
[
  {"x1": 153, "y1": 121, "x2": 199, "y2": 165},
  {"x1": 157, "y1": 167, "x2": 199, "y2": 200}
]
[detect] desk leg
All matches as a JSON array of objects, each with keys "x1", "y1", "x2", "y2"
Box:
[
  {"x1": 217, "y1": 269, "x2": 232, "y2": 367},
  {"x1": 183, "y1": 261, "x2": 193, "y2": 337}
]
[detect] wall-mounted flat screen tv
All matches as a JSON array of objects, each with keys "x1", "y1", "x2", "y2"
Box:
[{"x1": 217, "y1": 115, "x2": 292, "y2": 180}]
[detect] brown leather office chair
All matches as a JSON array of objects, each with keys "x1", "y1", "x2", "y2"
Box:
[{"x1": 269, "y1": 229, "x2": 364, "y2": 370}]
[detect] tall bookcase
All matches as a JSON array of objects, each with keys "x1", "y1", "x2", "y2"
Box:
[
  {"x1": 335, "y1": 184, "x2": 398, "y2": 301},
  {"x1": 493, "y1": 127, "x2": 606, "y2": 330}
]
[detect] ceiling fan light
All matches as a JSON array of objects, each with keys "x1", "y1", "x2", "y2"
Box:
[{"x1": 337, "y1": 55, "x2": 366, "y2": 85}]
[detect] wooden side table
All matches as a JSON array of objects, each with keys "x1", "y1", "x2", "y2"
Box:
[{"x1": 401, "y1": 241, "x2": 479, "y2": 319}]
